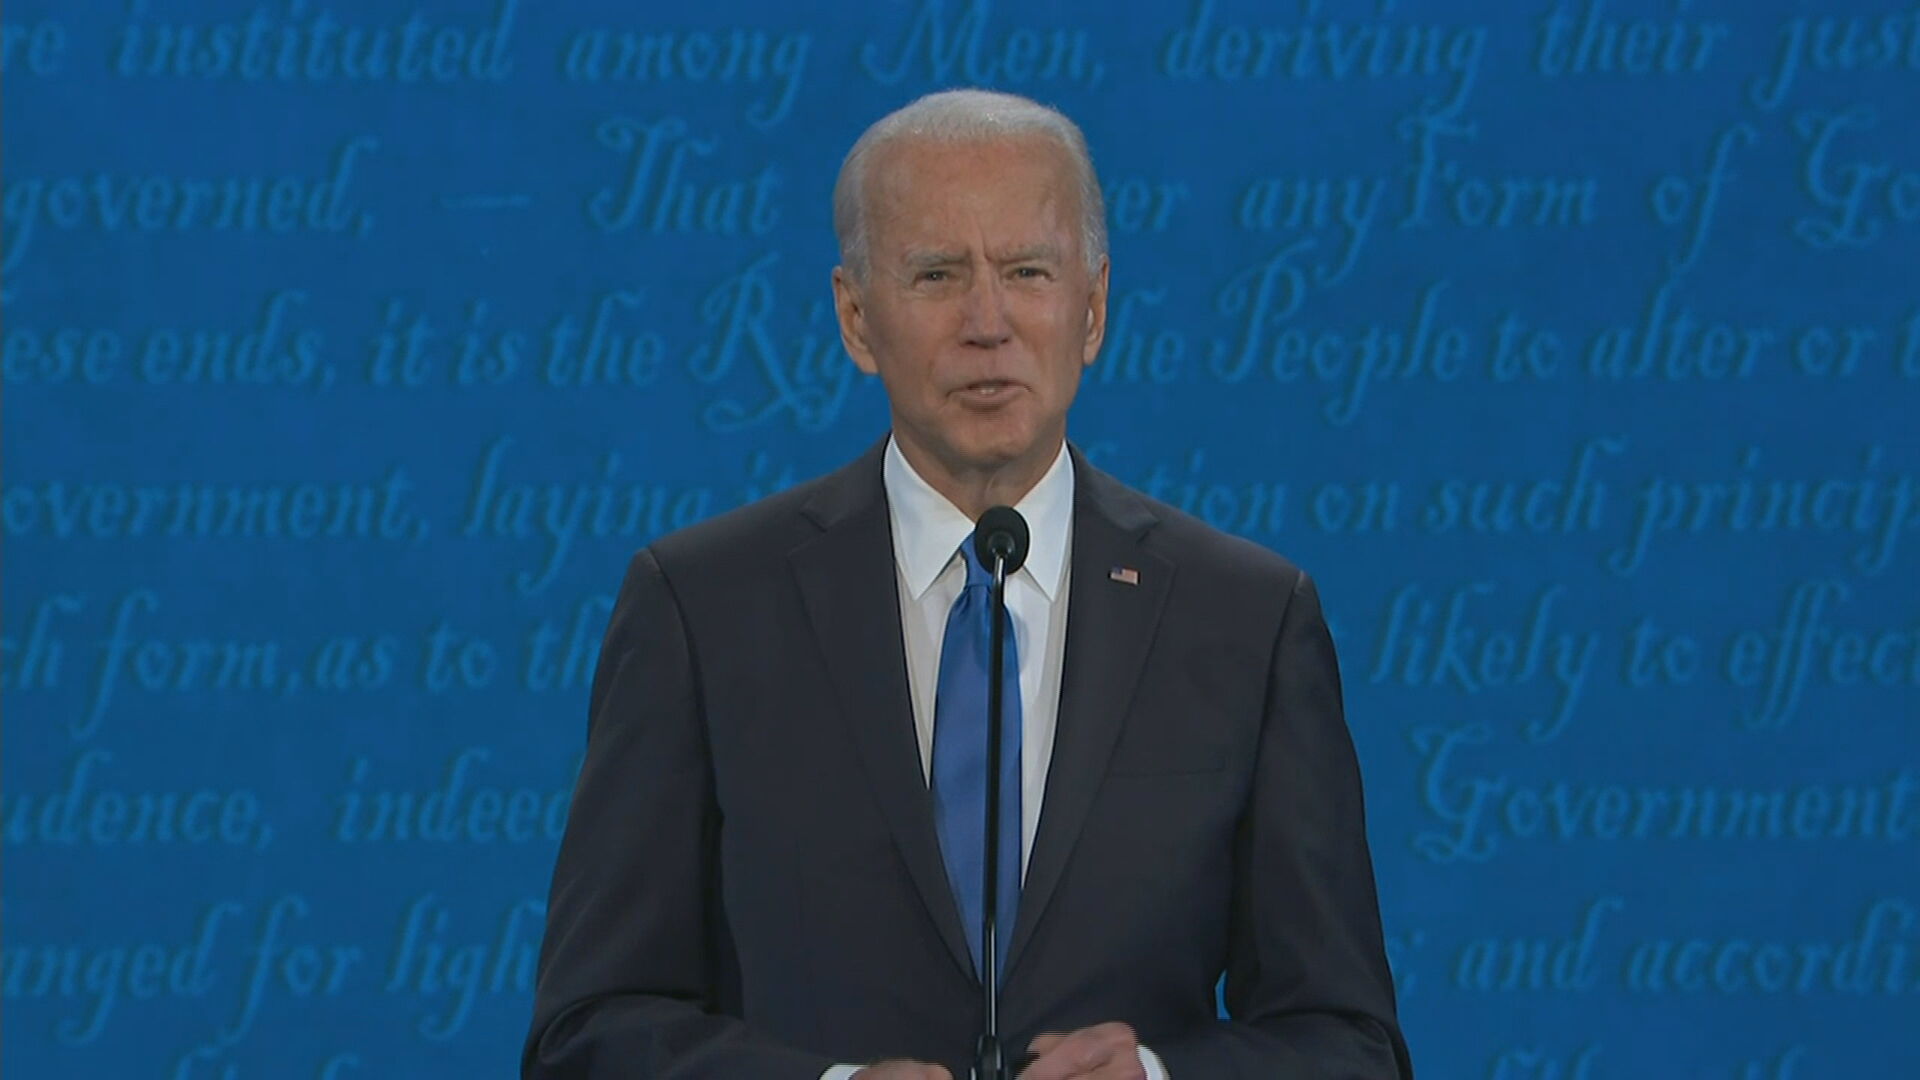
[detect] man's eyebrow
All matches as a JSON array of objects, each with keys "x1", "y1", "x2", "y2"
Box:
[
  {"x1": 903, "y1": 249, "x2": 968, "y2": 270},
  {"x1": 994, "y1": 243, "x2": 1061, "y2": 264}
]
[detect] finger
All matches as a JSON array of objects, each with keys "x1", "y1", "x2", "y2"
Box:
[
  {"x1": 1090, "y1": 1050, "x2": 1149, "y2": 1080},
  {"x1": 1028, "y1": 1023, "x2": 1145, "y2": 1080},
  {"x1": 1027, "y1": 1031, "x2": 1069, "y2": 1057},
  {"x1": 1019, "y1": 1030, "x2": 1125, "y2": 1080},
  {"x1": 1019, "y1": 1033, "x2": 1077, "y2": 1080}
]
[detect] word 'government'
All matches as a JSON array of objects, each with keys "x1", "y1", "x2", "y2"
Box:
[
  {"x1": 2, "y1": 469, "x2": 425, "y2": 543},
  {"x1": 1413, "y1": 723, "x2": 1920, "y2": 864}
]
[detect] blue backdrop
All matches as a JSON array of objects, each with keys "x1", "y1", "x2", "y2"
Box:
[{"x1": 5, "y1": 1, "x2": 1917, "y2": 1076}]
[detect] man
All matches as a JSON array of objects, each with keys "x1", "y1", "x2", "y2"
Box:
[{"x1": 523, "y1": 89, "x2": 1412, "y2": 1079}]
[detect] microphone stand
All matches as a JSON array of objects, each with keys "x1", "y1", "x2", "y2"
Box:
[{"x1": 974, "y1": 546, "x2": 1009, "y2": 1080}]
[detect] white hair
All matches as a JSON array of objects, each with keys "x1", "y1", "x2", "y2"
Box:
[{"x1": 832, "y1": 88, "x2": 1108, "y2": 281}]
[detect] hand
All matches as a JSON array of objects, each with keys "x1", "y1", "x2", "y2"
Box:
[
  {"x1": 1018, "y1": 1022, "x2": 1145, "y2": 1080},
  {"x1": 851, "y1": 1060, "x2": 952, "y2": 1080}
]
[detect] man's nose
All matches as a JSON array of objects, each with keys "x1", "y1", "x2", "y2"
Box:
[{"x1": 957, "y1": 273, "x2": 1013, "y2": 348}]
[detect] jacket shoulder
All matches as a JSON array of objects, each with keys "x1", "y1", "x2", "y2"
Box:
[
  {"x1": 639, "y1": 446, "x2": 880, "y2": 584},
  {"x1": 639, "y1": 479, "x2": 820, "y2": 585}
]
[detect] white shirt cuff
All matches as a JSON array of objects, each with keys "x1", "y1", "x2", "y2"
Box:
[{"x1": 820, "y1": 1067, "x2": 864, "y2": 1080}]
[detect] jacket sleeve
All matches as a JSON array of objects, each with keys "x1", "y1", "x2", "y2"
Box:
[
  {"x1": 1152, "y1": 570, "x2": 1415, "y2": 1079},
  {"x1": 522, "y1": 548, "x2": 839, "y2": 1080}
]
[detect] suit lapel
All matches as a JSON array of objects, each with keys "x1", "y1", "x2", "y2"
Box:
[
  {"x1": 788, "y1": 441, "x2": 977, "y2": 983},
  {"x1": 1004, "y1": 449, "x2": 1172, "y2": 984}
]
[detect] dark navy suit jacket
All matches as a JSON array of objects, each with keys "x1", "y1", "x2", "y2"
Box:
[{"x1": 523, "y1": 438, "x2": 1413, "y2": 1079}]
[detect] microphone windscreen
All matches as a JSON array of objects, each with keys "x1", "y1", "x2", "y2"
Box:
[{"x1": 973, "y1": 506, "x2": 1031, "y2": 576}]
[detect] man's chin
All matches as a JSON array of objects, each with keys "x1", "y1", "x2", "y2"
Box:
[{"x1": 948, "y1": 425, "x2": 1061, "y2": 475}]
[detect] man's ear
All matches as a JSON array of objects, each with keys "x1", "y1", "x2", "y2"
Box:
[
  {"x1": 832, "y1": 266, "x2": 880, "y2": 376},
  {"x1": 1080, "y1": 255, "x2": 1111, "y2": 367}
]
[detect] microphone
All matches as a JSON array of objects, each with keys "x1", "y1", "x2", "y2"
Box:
[
  {"x1": 971, "y1": 505, "x2": 1027, "y2": 1080},
  {"x1": 973, "y1": 505, "x2": 1031, "y2": 578}
]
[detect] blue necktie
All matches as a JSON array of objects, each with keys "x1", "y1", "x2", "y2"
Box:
[{"x1": 930, "y1": 533, "x2": 1022, "y2": 987}]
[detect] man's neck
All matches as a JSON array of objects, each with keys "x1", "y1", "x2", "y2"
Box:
[{"x1": 892, "y1": 432, "x2": 1064, "y2": 521}]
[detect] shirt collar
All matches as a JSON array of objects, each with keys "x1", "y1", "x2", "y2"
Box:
[{"x1": 883, "y1": 434, "x2": 1073, "y2": 603}]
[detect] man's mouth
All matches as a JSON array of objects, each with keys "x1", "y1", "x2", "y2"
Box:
[{"x1": 957, "y1": 379, "x2": 1020, "y2": 401}]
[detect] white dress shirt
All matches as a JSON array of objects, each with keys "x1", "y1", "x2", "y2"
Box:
[{"x1": 819, "y1": 436, "x2": 1168, "y2": 1080}]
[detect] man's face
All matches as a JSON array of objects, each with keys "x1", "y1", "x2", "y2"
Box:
[{"x1": 833, "y1": 135, "x2": 1109, "y2": 481}]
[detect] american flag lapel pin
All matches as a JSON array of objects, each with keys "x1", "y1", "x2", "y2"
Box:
[{"x1": 1108, "y1": 566, "x2": 1140, "y2": 586}]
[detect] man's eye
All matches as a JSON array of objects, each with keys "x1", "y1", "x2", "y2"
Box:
[
  {"x1": 918, "y1": 270, "x2": 948, "y2": 282},
  {"x1": 1013, "y1": 266, "x2": 1048, "y2": 279}
]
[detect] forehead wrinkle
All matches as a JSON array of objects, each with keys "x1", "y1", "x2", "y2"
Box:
[{"x1": 899, "y1": 241, "x2": 1061, "y2": 271}]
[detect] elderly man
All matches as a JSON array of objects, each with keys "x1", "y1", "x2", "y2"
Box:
[{"x1": 523, "y1": 89, "x2": 1412, "y2": 1079}]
